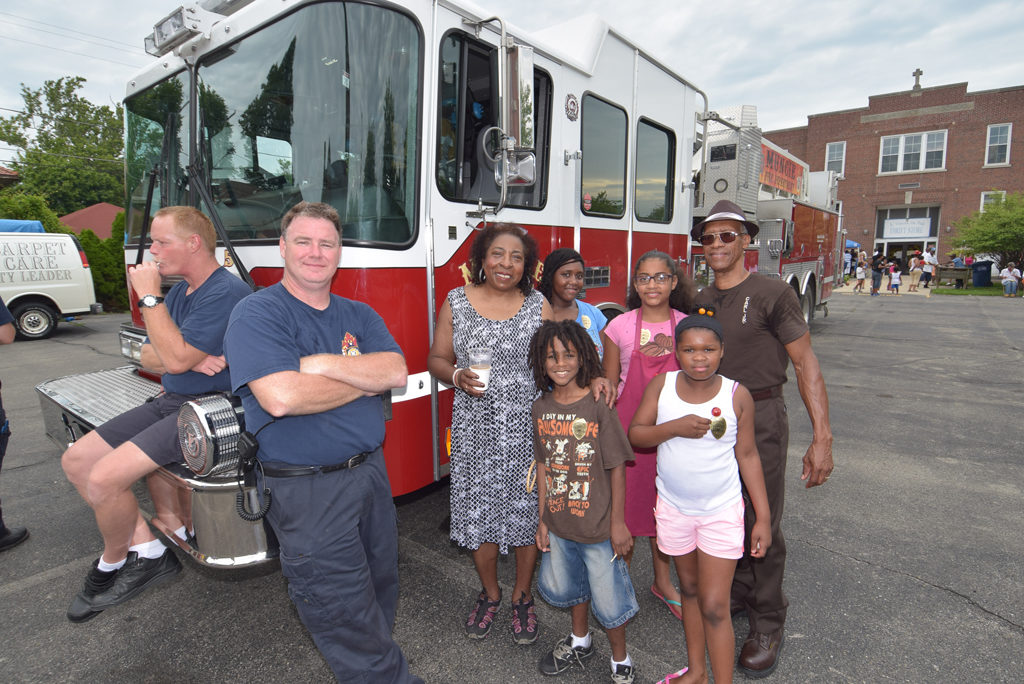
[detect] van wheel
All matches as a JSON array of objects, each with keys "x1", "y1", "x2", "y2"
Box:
[{"x1": 12, "y1": 302, "x2": 57, "y2": 339}]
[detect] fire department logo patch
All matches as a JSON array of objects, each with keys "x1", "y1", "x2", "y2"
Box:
[
  {"x1": 341, "y1": 332, "x2": 361, "y2": 356},
  {"x1": 565, "y1": 93, "x2": 579, "y2": 121}
]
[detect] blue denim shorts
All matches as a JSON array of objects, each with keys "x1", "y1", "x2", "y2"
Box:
[{"x1": 537, "y1": 532, "x2": 639, "y2": 629}]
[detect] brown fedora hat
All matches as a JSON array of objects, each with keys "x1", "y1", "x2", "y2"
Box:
[{"x1": 691, "y1": 199, "x2": 760, "y2": 240}]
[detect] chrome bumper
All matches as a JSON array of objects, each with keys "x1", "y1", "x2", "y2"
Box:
[{"x1": 35, "y1": 367, "x2": 278, "y2": 568}]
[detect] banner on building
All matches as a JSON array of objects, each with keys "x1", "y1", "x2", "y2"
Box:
[
  {"x1": 760, "y1": 144, "x2": 804, "y2": 196},
  {"x1": 883, "y1": 218, "x2": 931, "y2": 239}
]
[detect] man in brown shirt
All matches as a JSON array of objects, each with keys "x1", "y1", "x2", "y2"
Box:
[{"x1": 692, "y1": 200, "x2": 834, "y2": 678}]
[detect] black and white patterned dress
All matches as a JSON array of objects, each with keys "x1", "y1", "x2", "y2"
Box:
[{"x1": 448, "y1": 286, "x2": 542, "y2": 553}]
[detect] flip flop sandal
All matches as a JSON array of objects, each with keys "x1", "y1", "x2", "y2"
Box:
[{"x1": 651, "y1": 584, "x2": 683, "y2": 620}]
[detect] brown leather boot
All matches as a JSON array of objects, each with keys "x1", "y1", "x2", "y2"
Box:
[{"x1": 737, "y1": 628, "x2": 784, "y2": 678}]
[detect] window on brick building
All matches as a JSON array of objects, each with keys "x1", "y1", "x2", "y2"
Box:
[
  {"x1": 985, "y1": 124, "x2": 1011, "y2": 166},
  {"x1": 981, "y1": 190, "x2": 1006, "y2": 211},
  {"x1": 879, "y1": 130, "x2": 946, "y2": 173},
  {"x1": 826, "y1": 141, "x2": 846, "y2": 176}
]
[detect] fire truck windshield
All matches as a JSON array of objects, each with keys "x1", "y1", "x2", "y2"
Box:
[{"x1": 125, "y1": 2, "x2": 420, "y2": 248}]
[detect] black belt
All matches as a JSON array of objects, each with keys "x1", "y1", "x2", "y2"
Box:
[
  {"x1": 749, "y1": 385, "x2": 783, "y2": 402},
  {"x1": 261, "y1": 451, "x2": 370, "y2": 478}
]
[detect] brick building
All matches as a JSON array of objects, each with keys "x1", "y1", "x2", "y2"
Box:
[{"x1": 764, "y1": 76, "x2": 1024, "y2": 264}]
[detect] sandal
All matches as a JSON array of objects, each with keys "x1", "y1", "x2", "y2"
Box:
[
  {"x1": 651, "y1": 584, "x2": 683, "y2": 620},
  {"x1": 510, "y1": 593, "x2": 539, "y2": 644},
  {"x1": 465, "y1": 589, "x2": 501, "y2": 639},
  {"x1": 656, "y1": 667, "x2": 688, "y2": 683}
]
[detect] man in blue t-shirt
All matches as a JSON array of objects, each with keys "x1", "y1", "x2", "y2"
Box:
[
  {"x1": 224, "y1": 201, "x2": 420, "y2": 683},
  {"x1": 61, "y1": 206, "x2": 252, "y2": 623},
  {"x1": 0, "y1": 296, "x2": 27, "y2": 552}
]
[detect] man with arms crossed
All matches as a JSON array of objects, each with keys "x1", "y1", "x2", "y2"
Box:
[
  {"x1": 692, "y1": 199, "x2": 834, "y2": 677},
  {"x1": 224, "y1": 202, "x2": 421, "y2": 683},
  {"x1": 62, "y1": 206, "x2": 252, "y2": 622}
]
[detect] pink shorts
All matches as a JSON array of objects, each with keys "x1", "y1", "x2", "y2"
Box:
[{"x1": 655, "y1": 496, "x2": 745, "y2": 559}]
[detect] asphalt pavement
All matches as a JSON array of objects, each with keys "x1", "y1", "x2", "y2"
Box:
[{"x1": 0, "y1": 292, "x2": 1021, "y2": 683}]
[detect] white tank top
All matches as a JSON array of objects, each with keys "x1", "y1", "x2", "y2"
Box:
[{"x1": 655, "y1": 372, "x2": 742, "y2": 516}]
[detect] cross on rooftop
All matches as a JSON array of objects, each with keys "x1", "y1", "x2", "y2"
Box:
[{"x1": 912, "y1": 68, "x2": 923, "y2": 90}]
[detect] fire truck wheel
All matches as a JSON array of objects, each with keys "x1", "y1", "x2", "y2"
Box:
[
  {"x1": 799, "y1": 290, "x2": 815, "y2": 324},
  {"x1": 12, "y1": 301, "x2": 58, "y2": 340}
]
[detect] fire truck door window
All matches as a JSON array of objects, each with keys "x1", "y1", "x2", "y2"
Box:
[
  {"x1": 635, "y1": 119, "x2": 675, "y2": 223},
  {"x1": 125, "y1": 73, "x2": 190, "y2": 244},
  {"x1": 581, "y1": 94, "x2": 627, "y2": 218},
  {"x1": 435, "y1": 31, "x2": 550, "y2": 209},
  {"x1": 194, "y1": 2, "x2": 420, "y2": 245}
]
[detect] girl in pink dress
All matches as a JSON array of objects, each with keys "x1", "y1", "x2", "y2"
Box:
[{"x1": 600, "y1": 250, "x2": 695, "y2": 618}]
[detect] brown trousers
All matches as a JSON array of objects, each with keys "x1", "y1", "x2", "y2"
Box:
[{"x1": 732, "y1": 394, "x2": 789, "y2": 633}]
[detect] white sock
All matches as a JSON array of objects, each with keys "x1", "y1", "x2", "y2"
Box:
[
  {"x1": 174, "y1": 525, "x2": 188, "y2": 541},
  {"x1": 611, "y1": 654, "x2": 632, "y2": 671},
  {"x1": 97, "y1": 556, "x2": 126, "y2": 572},
  {"x1": 129, "y1": 538, "x2": 167, "y2": 560},
  {"x1": 571, "y1": 632, "x2": 592, "y2": 649}
]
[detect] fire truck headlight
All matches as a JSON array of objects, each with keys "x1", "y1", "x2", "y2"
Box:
[{"x1": 177, "y1": 394, "x2": 245, "y2": 477}]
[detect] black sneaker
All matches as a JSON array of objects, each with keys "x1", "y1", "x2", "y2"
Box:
[
  {"x1": 539, "y1": 634, "x2": 595, "y2": 676},
  {"x1": 89, "y1": 548, "x2": 182, "y2": 610},
  {"x1": 610, "y1": 663, "x2": 636, "y2": 684},
  {"x1": 67, "y1": 560, "x2": 118, "y2": 623},
  {"x1": 0, "y1": 525, "x2": 29, "y2": 552}
]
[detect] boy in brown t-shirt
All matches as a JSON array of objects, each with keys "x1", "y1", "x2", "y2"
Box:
[{"x1": 528, "y1": 320, "x2": 639, "y2": 684}]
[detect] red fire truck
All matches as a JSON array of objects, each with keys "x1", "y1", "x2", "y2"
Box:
[
  {"x1": 37, "y1": 0, "x2": 720, "y2": 568},
  {"x1": 692, "y1": 106, "x2": 844, "y2": 322}
]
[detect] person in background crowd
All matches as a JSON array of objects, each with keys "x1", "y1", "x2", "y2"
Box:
[
  {"x1": 907, "y1": 253, "x2": 923, "y2": 292},
  {"x1": 922, "y1": 247, "x2": 938, "y2": 288},
  {"x1": 691, "y1": 199, "x2": 834, "y2": 678},
  {"x1": 999, "y1": 262, "x2": 1021, "y2": 297},
  {"x1": 0, "y1": 296, "x2": 27, "y2": 553},
  {"x1": 870, "y1": 250, "x2": 886, "y2": 297}
]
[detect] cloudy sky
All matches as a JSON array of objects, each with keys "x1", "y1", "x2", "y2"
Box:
[{"x1": 2, "y1": 0, "x2": 1023, "y2": 167}]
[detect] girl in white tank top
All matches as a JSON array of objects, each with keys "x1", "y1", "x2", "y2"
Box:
[{"x1": 628, "y1": 309, "x2": 772, "y2": 684}]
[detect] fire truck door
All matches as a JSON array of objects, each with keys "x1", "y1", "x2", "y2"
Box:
[{"x1": 758, "y1": 218, "x2": 786, "y2": 276}]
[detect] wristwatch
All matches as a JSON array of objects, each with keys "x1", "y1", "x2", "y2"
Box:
[{"x1": 137, "y1": 294, "x2": 165, "y2": 309}]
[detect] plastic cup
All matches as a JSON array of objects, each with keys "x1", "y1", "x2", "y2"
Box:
[{"x1": 467, "y1": 347, "x2": 492, "y2": 391}]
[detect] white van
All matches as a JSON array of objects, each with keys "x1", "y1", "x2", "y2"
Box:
[{"x1": 0, "y1": 222, "x2": 101, "y2": 339}]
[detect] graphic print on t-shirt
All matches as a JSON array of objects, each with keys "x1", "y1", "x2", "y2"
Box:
[
  {"x1": 638, "y1": 329, "x2": 674, "y2": 356},
  {"x1": 341, "y1": 332, "x2": 361, "y2": 355},
  {"x1": 537, "y1": 411, "x2": 600, "y2": 518}
]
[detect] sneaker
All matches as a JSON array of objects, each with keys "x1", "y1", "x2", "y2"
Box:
[
  {"x1": 611, "y1": 663, "x2": 636, "y2": 684},
  {"x1": 539, "y1": 634, "x2": 595, "y2": 676},
  {"x1": 511, "y1": 594, "x2": 539, "y2": 644},
  {"x1": 465, "y1": 590, "x2": 501, "y2": 639},
  {"x1": 0, "y1": 525, "x2": 29, "y2": 552},
  {"x1": 67, "y1": 560, "x2": 118, "y2": 623},
  {"x1": 89, "y1": 548, "x2": 182, "y2": 610}
]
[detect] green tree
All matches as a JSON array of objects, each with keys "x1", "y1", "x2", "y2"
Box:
[
  {"x1": 0, "y1": 76, "x2": 123, "y2": 215},
  {"x1": 954, "y1": 192, "x2": 1024, "y2": 267}
]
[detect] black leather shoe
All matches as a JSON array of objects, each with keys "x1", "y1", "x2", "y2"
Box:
[
  {"x1": 90, "y1": 549, "x2": 182, "y2": 610},
  {"x1": 0, "y1": 526, "x2": 29, "y2": 552},
  {"x1": 67, "y1": 560, "x2": 118, "y2": 623},
  {"x1": 738, "y1": 628, "x2": 784, "y2": 678}
]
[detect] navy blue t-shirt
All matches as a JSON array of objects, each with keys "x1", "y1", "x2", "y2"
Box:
[
  {"x1": 0, "y1": 296, "x2": 13, "y2": 327},
  {"x1": 224, "y1": 283, "x2": 403, "y2": 466},
  {"x1": 160, "y1": 266, "x2": 253, "y2": 395}
]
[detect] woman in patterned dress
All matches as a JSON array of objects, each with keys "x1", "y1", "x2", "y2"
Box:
[{"x1": 428, "y1": 223, "x2": 551, "y2": 644}]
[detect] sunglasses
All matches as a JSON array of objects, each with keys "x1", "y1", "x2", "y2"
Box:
[{"x1": 698, "y1": 231, "x2": 744, "y2": 246}]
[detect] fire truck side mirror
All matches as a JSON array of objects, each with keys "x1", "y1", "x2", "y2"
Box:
[{"x1": 505, "y1": 44, "x2": 535, "y2": 151}]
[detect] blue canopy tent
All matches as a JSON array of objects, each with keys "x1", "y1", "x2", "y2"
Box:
[
  {"x1": 0, "y1": 219, "x2": 45, "y2": 233},
  {"x1": 845, "y1": 239, "x2": 860, "y2": 249}
]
